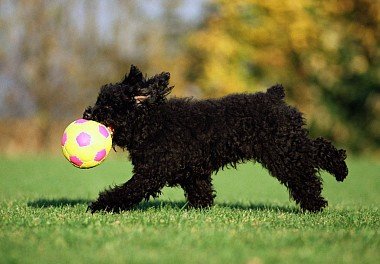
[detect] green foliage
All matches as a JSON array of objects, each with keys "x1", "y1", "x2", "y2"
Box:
[
  {"x1": 185, "y1": 0, "x2": 380, "y2": 153},
  {"x1": 0, "y1": 156, "x2": 379, "y2": 263}
]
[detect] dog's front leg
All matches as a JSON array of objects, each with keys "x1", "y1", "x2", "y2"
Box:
[
  {"x1": 180, "y1": 174, "x2": 216, "y2": 209},
  {"x1": 88, "y1": 173, "x2": 165, "y2": 213}
]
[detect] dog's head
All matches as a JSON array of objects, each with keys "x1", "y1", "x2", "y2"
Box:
[
  {"x1": 83, "y1": 65, "x2": 173, "y2": 148},
  {"x1": 83, "y1": 65, "x2": 173, "y2": 145}
]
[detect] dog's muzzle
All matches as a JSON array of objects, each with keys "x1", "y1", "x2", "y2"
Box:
[{"x1": 83, "y1": 107, "x2": 93, "y2": 120}]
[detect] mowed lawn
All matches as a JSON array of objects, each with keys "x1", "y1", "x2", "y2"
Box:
[{"x1": 0, "y1": 154, "x2": 379, "y2": 264}]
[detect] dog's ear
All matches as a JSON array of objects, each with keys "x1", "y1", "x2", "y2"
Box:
[
  {"x1": 131, "y1": 71, "x2": 173, "y2": 106},
  {"x1": 121, "y1": 65, "x2": 151, "y2": 100},
  {"x1": 142, "y1": 71, "x2": 173, "y2": 105},
  {"x1": 121, "y1": 66, "x2": 173, "y2": 106},
  {"x1": 122, "y1": 65, "x2": 144, "y2": 86}
]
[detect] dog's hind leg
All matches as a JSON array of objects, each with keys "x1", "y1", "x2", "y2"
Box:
[
  {"x1": 179, "y1": 174, "x2": 216, "y2": 209},
  {"x1": 286, "y1": 170, "x2": 327, "y2": 212},
  {"x1": 269, "y1": 161, "x2": 327, "y2": 212},
  {"x1": 258, "y1": 134, "x2": 329, "y2": 212},
  {"x1": 313, "y1": 137, "x2": 348, "y2": 182},
  {"x1": 266, "y1": 158, "x2": 328, "y2": 212}
]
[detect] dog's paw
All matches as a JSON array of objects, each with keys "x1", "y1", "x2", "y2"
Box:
[
  {"x1": 87, "y1": 201, "x2": 110, "y2": 213},
  {"x1": 300, "y1": 197, "x2": 328, "y2": 213},
  {"x1": 87, "y1": 201, "x2": 122, "y2": 214},
  {"x1": 87, "y1": 201, "x2": 102, "y2": 214}
]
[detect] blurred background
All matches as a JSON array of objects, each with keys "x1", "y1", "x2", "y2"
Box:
[{"x1": 0, "y1": 0, "x2": 379, "y2": 156}]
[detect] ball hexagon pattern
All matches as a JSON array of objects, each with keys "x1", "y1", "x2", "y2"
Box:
[{"x1": 61, "y1": 119, "x2": 112, "y2": 169}]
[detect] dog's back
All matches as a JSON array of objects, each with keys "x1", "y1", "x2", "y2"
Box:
[{"x1": 145, "y1": 86, "x2": 291, "y2": 172}]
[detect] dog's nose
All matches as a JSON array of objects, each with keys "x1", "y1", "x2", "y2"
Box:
[{"x1": 83, "y1": 107, "x2": 93, "y2": 120}]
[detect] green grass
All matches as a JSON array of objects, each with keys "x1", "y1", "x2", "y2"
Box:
[{"x1": 0, "y1": 155, "x2": 379, "y2": 264}]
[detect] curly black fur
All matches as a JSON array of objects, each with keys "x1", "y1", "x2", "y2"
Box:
[{"x1": 83, "y1": 65, "x2": 348, "y2": 213}]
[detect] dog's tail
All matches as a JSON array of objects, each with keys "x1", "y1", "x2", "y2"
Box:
[
  {"x1": 313, "y1": 137, "x2": 348, "y2": 182},
  {"x1": 267, "y1": 84, "x2": 285, "y2": 100}
]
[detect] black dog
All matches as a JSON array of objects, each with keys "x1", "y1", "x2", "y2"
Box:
[{"x1": 83, "y1": 65, "x2": 348, "y2": 213}]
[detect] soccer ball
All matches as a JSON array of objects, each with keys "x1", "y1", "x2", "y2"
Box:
[{"x1": 61, "y1": 119, "x2": 112, "y2": 169}]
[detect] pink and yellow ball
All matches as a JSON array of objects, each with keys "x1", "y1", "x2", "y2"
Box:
[{"x1": 61, "y1": 119, "x2": 112, "y2": 169}]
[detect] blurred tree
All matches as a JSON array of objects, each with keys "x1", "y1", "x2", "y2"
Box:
[
  {"x1": 310, "y1": 0, "x2": 380, "y2": 153},
  {"x1": 185, "y1": 0, "x2": 379, "y2": 153},
  {"x1": 0, "y1": 0, "x2": 195, "y2": 152}
]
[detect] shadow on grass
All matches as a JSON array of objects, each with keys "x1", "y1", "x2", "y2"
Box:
[
  {"x1": 27, "y1": 198, "x2": 299, "y2": 213},
  {"x1": 217, "y1": 202, "x2": 300, "y2": 213},
  {"x1": 27, "y1": 198, "x2": 90, "y2": 208},
  {"x1": 136, "y1": 200, "x2": 300, "y2": 213}
]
